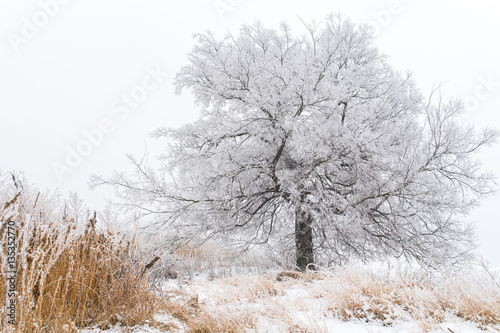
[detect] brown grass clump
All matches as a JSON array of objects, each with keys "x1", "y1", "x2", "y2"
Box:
[
  {"x1": 440, "y1": 276, "x2": 500, "y2": 329},
  {"x1": 161, "y1": 293, "x2": 256, "y2": 333},
  {"x1": 227, "y1": 275, "x2": 281, "y2": 299},
  {"x1": 322, "y1": 268, "x2": 500, "y2": 330},
  {"x1": 276, "y1": 271, "x2": 311, "y2": 282},
  {"x1": 329, "y1": 272, "x2": 416, "y2": 325},
  {"x1": 0, "y1": 189, "x2": 171, "y2": 332},
  {"x1": 184, "y1": 308, "x2": 256, "y2": 333}
]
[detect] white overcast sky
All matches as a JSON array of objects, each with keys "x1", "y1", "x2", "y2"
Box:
[{"x1": 1, "y1": 0, "x2": 499, "y2": 263}]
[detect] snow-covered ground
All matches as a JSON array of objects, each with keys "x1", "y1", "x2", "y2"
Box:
[
  {"x1": 82, "y1": 320, "x2": 492, "y2": 333},
  {"x1": 81, "y1": 265, "x2": 500, "y2": 333}
]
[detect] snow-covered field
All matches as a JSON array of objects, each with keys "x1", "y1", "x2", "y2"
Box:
[
  {"x1": 83, "y1": 319, "x2": 490, "y2": 333},
  {"x1": 83, "y1": 265, "x2": 500, "y2": 333}
]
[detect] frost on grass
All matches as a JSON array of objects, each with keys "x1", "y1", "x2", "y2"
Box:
[
  {"x1": 173, "y1": 266, "x2": 500, "y2": 332},
  {"x1": 0, "y1": 173, "x2": 174, "y2": 332}
]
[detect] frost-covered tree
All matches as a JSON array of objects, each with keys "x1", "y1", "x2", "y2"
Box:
[{"x1": 92, "y1": 15, "x2": 497, "y2": 270}]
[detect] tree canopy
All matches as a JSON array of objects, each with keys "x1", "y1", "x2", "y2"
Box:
[{"x1": 92, "y1": 15, "x2": 497, "y2": 270}]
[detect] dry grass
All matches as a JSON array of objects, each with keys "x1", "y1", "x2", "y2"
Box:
[
  {"x1": 158, "y1": 292, "x2": 256, "y2": 333},
  {"x1": 0, "y1": 191, "x2": 172, "y2": 332},
  {"x1": 443, "y1": 275, "x2": 500, "y2": 329},
  {"x1": 302, "y1": 268, "x2": 500, "y2": 331},
  {"x1": 172, "y1": 267, "x2": 500, "y2": 332},
  {"x1": 325, "y1": 269, "x2": 443, "y2": 326},
  {"x1": 184, "y1": 309, "x2": 256, "y2": 333},
  {"x1": 318, "y1": 268, "x2": 500, "y2": 330}
]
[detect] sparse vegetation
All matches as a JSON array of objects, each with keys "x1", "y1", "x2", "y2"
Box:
[{"x1": 170, "y1": 264, "x2": 500, "y2": 332}]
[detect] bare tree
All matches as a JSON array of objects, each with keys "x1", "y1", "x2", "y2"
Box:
[{"x1": 91, "y1": 15, "x2": 497, "y2": 270}]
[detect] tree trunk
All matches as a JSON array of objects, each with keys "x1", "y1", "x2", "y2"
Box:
[{"x1": 295, "y1": 205, "x2": 314, "y2": 271}]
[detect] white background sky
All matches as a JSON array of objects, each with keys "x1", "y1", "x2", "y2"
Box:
[{"x1": 1, "y1": 0, "x2": 499, "y2": 264}]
